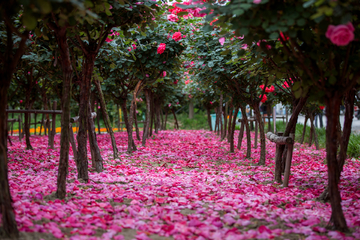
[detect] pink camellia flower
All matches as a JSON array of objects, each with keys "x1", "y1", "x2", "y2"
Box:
[
  {"x1": 219, "y1": 37, "x2": 225, "y2": 46},
  {"x1": 167, "y1": 14, "x2": 179, "y2": 22},
  {"x1": 132, "y1": 44, "x2": 136, "y2": 50},
  {"x1": 146, "y1": 74, "x2": 149, "y2": 77},
  {"x1": 163, "y1": 71, "x2": 166, "y2": 77},
  {"x1": 106, "y1": 38, "x2": 113, "y2": 43},
  {"x1": 168, "y1": 103, "x2": 171, "y2": 107},
  {"x1": 20, "y1": 100, "x2": 23, "y2": 103},
  {"x1": 157, "y1": 43, "x2": 166, "y2": 54},
  {"x1": 326, "y1": 22, "x2": 355, "y2": 46},
  {"x1": 176, "y1": 102, "x2": 179, "y2": 105},
  {"x1": 210, "y1": 101, "x2": 213, "y2": 104},
  {"x1": 172, "y1": 32, "x2": 182, "y2": 41},
  {"x1": 253, "y1": 0, "x2": 261, "y2": 4}
]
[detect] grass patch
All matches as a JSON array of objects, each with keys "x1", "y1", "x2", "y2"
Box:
[{"x1": 166, "y1": 110, "x2": 209, "y2": 130}]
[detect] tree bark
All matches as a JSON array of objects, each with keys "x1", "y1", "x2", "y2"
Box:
[
  {"x1": 142, "y1": 89, "x2": 151, "y2": 146},
  {"x1": 206, "y1": 107, "x2": 212, "y2": 131},
  {"x1": 134, "y1": 103, "x2": 140, "y2": 141},
  {"x1": 253, "y1": 103, "x2": 266, "y2": 165},
  {"x1": 309, "y1": 114, "x2": 319, "y2": 150},
  {"x1": 87, "y1": 104, "x2": 103, "y2": 172},
  {"x1": 120, "y1": 101, "x2": 137, "y2": 153},
  {"x1": 24, "y1": 93, "x2": 33, "y2": 150},
  {"x1": 229, "y1": 107, "x2": 239, "y2": 153},
  {"x1": 189, "y1": 99, "x2": 194, "y2": 119},
  {"x1": 219, "y1": 95, "x2": 223, "y2": 137},
  {"x1": 163, "y1": 109, "x2": 168, "y2": 130},
  {"x1": 222, "y1": 102, "x2": 228, "y2": 140},
  {"x1": 150, "y1": 92, "x2": 154, "y2": 135},
  {"x1": 275, "y1": 97, "x2": 307, "y2": 179},
  {"x1": 300, "y1": 115, "x2": 308, "y2": 144},
  {"x1": 0, "y1": 78, "x2": 19, "y2": 238},
  {"x1": 49, "y1": 101, "x2": 57, "y2": 149},
  {"x1": 172, "y1": 109, "x2": 179, "y2": 129},
  {"x1": 237, "y1": 118, "x2": 245, "y2": 150},
  {"x1": 127, "y1": 81, "x2": 142, "y2": 153},
  {"x1": 275, "y1": 132, "x2": 284, "y2": 183},
  {"x1": 76, "y1": 53, "x2": 97, "y2": 182},
  {"x1": 94, "y1": 78, "x2": 118, "y2": 159},
  {"x1": 325, "y1": 96, "x2": 348, "y2": 232},
  {"x1": 96, "y1": 102, "x2": 101, "y2": 134},
  {"x1": 308, "y1": 114, "x2": 314, "y2": 147}
]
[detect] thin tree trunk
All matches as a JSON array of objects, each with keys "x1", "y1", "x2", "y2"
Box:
[
  {"x1": 24, "y1": 98, "x2": 33, "y2": 150},
  {"x1": 127, "y1": 81, "x2": 142, "y2": 152},
  {"x1": 275, "y1": 97, "x2": 307, "y2": 180},
  {"x1": 160, "y1": 108, "x2": 164, "y2": 130},
  {"x1": 51, "y1": 26, "x2": 72, "y2": 199},
  {"x1": 309, "y1": 114, "x2": 319, "y2": 150},
  {"x1": 87, "y1": 103, "x2": 103, "y2": 172},
  {"x1": 76, "y1": 54, "x2": 96, "y2": 182},
  {"x1": 253, "y1": 103, "x2": 266, "y2": 165},
  {"x1": 164, "y1": 109, "x2": 168, "y2": 130},
  {"x1": 240, "y1": 105, "x2": 251, "y2": 158},
  {"x1": 222, "y1": 102, "x2": 228, "y2": 140},
  {"x1": 229, "y1": 107, "x2": 239, "y2": 153},
  {"x1": 49, "y1": 101, "x2": 57, "y2": 149},
  {"x1": 172, "y1": 109, "x2": 179, "y2": 129},
  {"x1": 275, "y1": 132, "x2": 284, "y2": 183},
  {"x1": 134, "y1": 103, "x2": 140, "y2": 141},
  {"x1": 254, "y1": 120, "x2": 258, "y2": 149},
  {"x1": 96, "y1": 102, "x2": 101, "y2": 134},
  {"x1": 267, "y1": 104, "x2": 271, "y2": 132},
  {"x1": 325, "y1": 96, "x2": 348, "y2": 232},
  {"x1": 227, "y1": 105, "x2": 233, "y2": 142},
  {"x1": 300, "y1": 115, "x2": 308, "y2": 144},
  {"x1": 309, "y1": 113, "x2": 314, "y2": 147},
  {"x1": 237, "y1": 118, "x2": 245, "y2": 150},
  {"x1": 150, "y1": 92, "x2": 154, "y2": 135},
  {"x1": 120, "y1": 101, "x2": 137, "y2": 153},
  {"x1": 94, "y1": 78, "x2": 118, "y2": 159},
  {"x1": 206, "y1": 107, "x2": 212, "y2": 131},
  {"x1": 219, "y1": 95, "x2": 223, "y2": 137},
  {"x1": 142, "y1": 89, "x2": 151, "y2": 146}
]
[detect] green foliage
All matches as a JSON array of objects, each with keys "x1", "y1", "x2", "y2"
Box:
[
  {"x1": 167, "y1": 111, "x2": 209, "y2": 130},
  {"x1": 347, "y1": 133, "x2": 360, "y2": 158}
]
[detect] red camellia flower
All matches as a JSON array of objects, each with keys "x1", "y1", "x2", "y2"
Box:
[
  {"x1": 172, "y1": 32, "x2": 182, "y2": 41},
  {"x1": 157, "y1": 43, "x2": 166, "y2": 54},
  {"x1": 319, "y1": 106, "x2": 325, "y2": 110},
  {"x1": 259, "y1": 94, "x2": 267, "y2": 103},
  {"x1": 265, "y1": 85, "x2": 275, "y2": 93}
]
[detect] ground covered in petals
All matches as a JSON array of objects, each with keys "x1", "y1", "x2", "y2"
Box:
[{"x1": 3, "y1": 130, "x2": 360, "y2": 240}]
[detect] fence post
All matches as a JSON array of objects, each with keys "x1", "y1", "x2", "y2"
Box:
[{"x1": 283, "y1": 133, "x2": 295, "y2": 187}]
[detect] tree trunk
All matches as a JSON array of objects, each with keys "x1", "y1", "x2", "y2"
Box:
[
  {"x1": 215, "y1": 108, "x2": 219, "y2": 134},
  {"x1": 134, "y1": 103, "x2": 140, "y2": 141},
  {"x1": 219, "y1": 95, "x2": 223, "y2": 137},
  {"x1": 222, "y1": 102, "x2": 228, "y2": 140},
  {"x1": 87, "y1": 104, "x2": 103, "y2": 172},
  {"x1": 309, "y1": 114, "x2": 319, "y2": 150},
  {"x1": 76, "y1": 54, "x2": 96, "y2": 182},
  {"x1": 49, "y1": 101, "x2": 57, "y2": 149},
  {"x1": 172, "y1": 109, "x2": 179, "y2": 129},
  {"x1": 189, "y1": 99, "x2": 194, "y2": 119},
  {"x1": 240, "y1": 105, "x2": 251, "y2": 158},
  {"x1": 253, "y1": 103, "x2": 266, "y2": 165},
  {"x1": 154, "y1": 98, "x2": 161, "y2": 134},
  {"x1": 309, "y1": 114, "x2": 314, "y2": 147},
  {"x1": 24, "y1": 96, "x2": 33, "y2": 150},
  {"x1": 206, "y1": 107, "x2": 212, "y2": 131},
  {"x1": 96, "y1": 102, "x2": 101, "y2": 134},
  {"x1": 300, "y1": 115, "x2": 308, "y2": 144},
  {"x1": 164, "y1": 109, "x2": 168, "y2": 130},
  {"x1": 142, "y1": 89, "x2": 151, "y2": 146},
  {"x1": 275, "y1": 97, "x2": 307, "y2": 180},
  {"x1": 275, "y1": 132, "x2": 284, "y2": 183},
  {"x1": 160, "y1": 108, "x2": 164, "y2": 130},
  {"x1": 120, "y1": 100, "x2": 137, "y2": 153},
  {"x1": 150, "y1": 92, "x2": 154, "y2": 135},
  {"x1": 254, "y1": 120, "x2": 258, "y2": 149},
  {"x1": 237, "y1": 118, "x2": 245, "y2": 150},
  {"x1": 228, "y1": 105, "x2": 234, "y2": 142},
  {"x1": 325, "y1": 96, "x2": 348, "y2": 232},
  {"x1": 229, "y1": 107, "x2": 239, "y2": 153},
  {"x1": 0, "y1": 77, "x2": 19, "y2": 238},
  {"x1": 267, "y1": 104, "x2": 271, "y2": 132},
  {"x1": 94, "y1": 78, "x2": 118, "y2": 159},
  {"x1": 127, "y1": 81, "x2": 142, "y2": 152}
]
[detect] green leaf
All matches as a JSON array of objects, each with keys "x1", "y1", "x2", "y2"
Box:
[
  {"x1": 296, "y1": 18, "x2": 306, "y2": 26},
  {"x1": 22, "y1": 13, "x2": 37, "y2": 30},
  {"x1": 303, "y1": 0, "x2": 316, "y2": 8},
  {"x1": 329, "y1": 75, "x2": 336, "y2": 85},
  {"x1": 269, "y1": 32, "x2": 279, "y2": 40},
  {"x1": 37, "y1": 0, "x2": 52, "y2": 14},
  {"x1": 292, "y1": 82, "x2": 301, "y2": 91},
  {"x1": 232, "y1": 9, "x2": 244, "y2": 16},
  {"x1": 34, "y1": 28, "x2": 42, "y2": 37}
]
